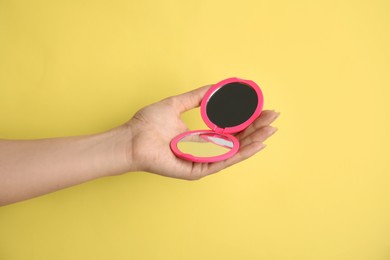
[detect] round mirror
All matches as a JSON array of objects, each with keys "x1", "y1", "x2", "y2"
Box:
[
  {"x1": 170, "y1": 131, "x2": 239, "y2": 163},
  {"x1": 201, "y1": 78, "x2": 263, "y2": 134},
  {"x1": 207, "y1": 82, "x2": 258, "y2": 127},
  {"x1": 170, "y1": 77, "x2": 263, "y2": 163}
]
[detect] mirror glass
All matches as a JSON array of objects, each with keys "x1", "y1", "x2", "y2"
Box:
[
  {"x1": 177, "y1": 132, "x2": 234, "y2": 157},
  {"x1": 206, "y1": 82, "x2": 258, "y2": 128}
]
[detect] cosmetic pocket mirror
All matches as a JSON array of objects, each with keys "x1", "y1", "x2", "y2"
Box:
[{"x1": 170, "y1": 77, "x2": 264, "y2": 163}]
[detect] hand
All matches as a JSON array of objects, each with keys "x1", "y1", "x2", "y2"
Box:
[
  {"x1": 120, "y1": 85, "x2": 280, "y2": 180},
  {"x1": 0, "y1": 84, "x2": 279, "y2": 205}
]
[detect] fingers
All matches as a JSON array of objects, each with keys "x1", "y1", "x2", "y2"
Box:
[
  {"x1": 202, "y1": 111, "x2": 280, "y2": 177},
  {"x1": 230, "y1": 125, "x2": 278, "y2": 167},
  {"x1": 237, "y1": 110, "x2": 280, "y2": 140},
  {"x1": 239, "y1": 125, "x2": 277, "y2": 148},
  {"x1": 205, "y1": 142, "x2": 267, "y2": 175},
  {"x1": 166, "y1": 84, "x2": 213, "y2": 114}
]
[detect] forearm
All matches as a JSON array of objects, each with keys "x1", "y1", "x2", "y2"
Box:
[{"x1": 0, "y1": 127, "x2": 132, "y2": 206}]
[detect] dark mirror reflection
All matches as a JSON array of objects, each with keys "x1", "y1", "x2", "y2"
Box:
[
  {"x1": 177, "y1": 133, "x2": 234, "y2": 157},
  {"x1": 206, "y1": 82, "x2": 258, "y2": 128}
]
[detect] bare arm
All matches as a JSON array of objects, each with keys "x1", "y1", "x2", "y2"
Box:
[
  {"x1": 0, "y1": 129, "x2": 131, "y2": 205},
  {"x1": 0, "y1": 85, "x2": 279, "y2": 206}
]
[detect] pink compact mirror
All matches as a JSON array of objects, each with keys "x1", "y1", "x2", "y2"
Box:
[{"x1": 170, "y1": 77, "x2": 264, "y2": 163}]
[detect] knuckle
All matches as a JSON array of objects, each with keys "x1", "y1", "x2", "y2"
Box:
[
  {"x1": 132, "y1": 111, "x2": 147, "y2": 124},
  {"x1": 162, "y1": 97, "x2": 176, "y2": 107}
]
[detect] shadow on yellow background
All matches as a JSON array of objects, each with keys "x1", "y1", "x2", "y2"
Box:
[{"x1": 0, "y1": 0, "x2": 389, "y2": 259}]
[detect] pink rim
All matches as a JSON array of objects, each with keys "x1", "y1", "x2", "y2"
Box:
[
  {"x1": 200, "y1": 77, "x2": 264, "y2": 134},
  {"x1": 170, "y1": 130, "x2": 240, "y2": 163}
]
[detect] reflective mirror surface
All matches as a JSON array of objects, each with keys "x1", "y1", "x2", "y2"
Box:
[
  {"x1": 206, "y1": 82, "x2": 258, "y2": 128},
  {"x1": 177, "y1": 133, "x2": 234, "y2": 157}
]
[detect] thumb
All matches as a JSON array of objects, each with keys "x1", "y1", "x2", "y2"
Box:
[{"x1": 169, "y1": 84, "x2": 212, "y2": 113}]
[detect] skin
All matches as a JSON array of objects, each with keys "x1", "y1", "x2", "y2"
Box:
[{"x1": 0, "y1": 85, "x2": 279, "y2": 206}]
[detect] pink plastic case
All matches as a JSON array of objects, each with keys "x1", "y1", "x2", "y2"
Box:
[{"x1": 170, "y1": 77, "x2": 264, "y2": 163}]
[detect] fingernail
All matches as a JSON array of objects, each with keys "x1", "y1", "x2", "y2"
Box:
[
  {"x1": 270, "y1": 126, "x2": 278, "y2": 134},
  {"x1": 258, "y1": 143, "x2": 267, "y2": 151}
]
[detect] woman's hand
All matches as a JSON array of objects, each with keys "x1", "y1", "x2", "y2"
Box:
[
  {"x1": 0, "y1": 84, "x2": 279, "y2": 205},
  {"x1": 120, "y1": 85, "x2": 279, "y2": 180}
]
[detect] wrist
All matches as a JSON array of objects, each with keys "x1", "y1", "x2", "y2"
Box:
[{"x1": 97, "y1": 124, "x2": 137, "y2": 176}]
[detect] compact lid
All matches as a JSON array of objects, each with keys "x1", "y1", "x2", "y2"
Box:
[{"x1": 200, "y1": 77, "x2": 264, "y2": 134}]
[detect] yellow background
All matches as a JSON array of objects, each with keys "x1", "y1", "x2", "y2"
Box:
[{"x1": 1, "y1": 0, "x2": 389, "y2": 259}]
